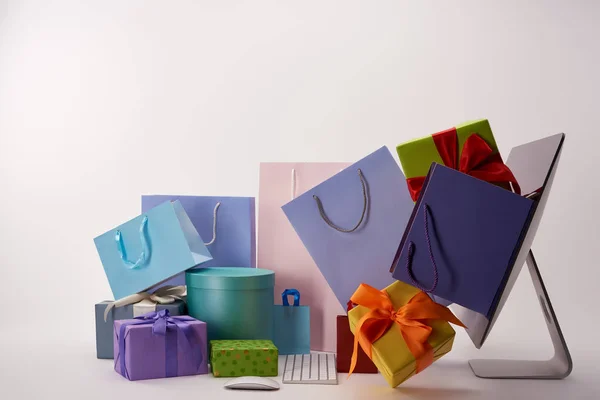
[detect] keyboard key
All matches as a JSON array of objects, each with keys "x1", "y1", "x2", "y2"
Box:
[
  {"x1": 319, "y1": 353, "x2": 328, "y2": 379},
  {"x1": 310, "y1": 352, "x2": 319, "y2": 380},
  {"x1": 302, "y1": 354, "x2": 311, "y2": 380},
  {"x1": 284, "y1": 354, "x2": 294, "y2": 381},
  {"x1": 293, "y1": 353, "x2": 303, "y2": 381},
  {"x1": 327, "y1": 353, "x2": 337, "y2": 379}
]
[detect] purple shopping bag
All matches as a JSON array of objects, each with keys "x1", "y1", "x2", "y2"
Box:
[
  {"x1": 282, "y1": 147, "x2": 415, "y2": 308},
  {"x1": 142, "y1": 196, "x2": 255, "y2": 287},
  {"x1": 391, "y1": 164, "x2": 534, "y2": 319}
]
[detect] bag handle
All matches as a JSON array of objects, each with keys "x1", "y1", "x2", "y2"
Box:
[
  {"x1": 282, "y1": 289, "x2": 301, "y2": 307},
  {"x1": 291, "y1": 169, "x2": 297, "y2": 200},
  {"x1": 313, "y1": 169, "x2": 368, "y2": 233},
  {"x1": 291, "y1": 166, "x2": 345, "y2": 201},
  {"x1": 115, "y1": 215, "x2": 151, "y2": 270},
  {"x1": 406, "y1": 203, "x2": 439, "y2": 293},
  {"x1": 203, "y1": 202, "x2": 221, "y2": 246}
]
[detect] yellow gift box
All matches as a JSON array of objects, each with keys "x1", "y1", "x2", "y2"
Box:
[{"x1": 348, "y1": 280, "x2": 460, "y2": 388}]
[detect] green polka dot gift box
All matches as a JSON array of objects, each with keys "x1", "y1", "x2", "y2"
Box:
[{"x1": 210, "y1": 340, "x2": 278, "y2": 377}]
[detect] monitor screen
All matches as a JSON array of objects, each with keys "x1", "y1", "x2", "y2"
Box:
[{"x1": 453, "y1": 133, "x2": 565, "y2": 348}]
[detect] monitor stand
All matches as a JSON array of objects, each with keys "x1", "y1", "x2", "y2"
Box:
[{"x1": 468, "y1": 250, "x2": 572, "y2": 379}]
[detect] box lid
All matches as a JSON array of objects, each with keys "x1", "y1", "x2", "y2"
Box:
[
  {"x1": 186, "y1": 267, "x2": 274, "y2": 290},
  {"x1": 396, "y1": 119, "x2": 500, "y2": 179},
  {"x1": 210, "y1": 339, "x2": 277, "y2": 352}
]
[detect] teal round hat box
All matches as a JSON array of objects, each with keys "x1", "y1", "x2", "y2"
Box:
[{"x1": 186, "y1": 267, "x2": 274, "y2": 341}]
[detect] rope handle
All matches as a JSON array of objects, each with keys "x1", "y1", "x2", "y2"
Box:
[
  {"x1": 203, "y1": 202, "x2": 221, "y2": 246},
  {"x1": 406, "y1": 203, "x2": 439, "y2": 293},
  {"x1": 291, "y1": 167, "x2": 346, "y2": 201},
  {"x1": 291, "y1": 169, "x2": 296, "y2": 200},
  {"x1": 313, "y1": 169, "x2": 368, "y2": 233},
  {"x1": 115, "y1": 215, "x2": 150, "y2": 270}
]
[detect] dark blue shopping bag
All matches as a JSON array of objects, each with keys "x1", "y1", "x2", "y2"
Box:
[{"x1": 392, "y1": 164, "x2": 534, "y2": 319}]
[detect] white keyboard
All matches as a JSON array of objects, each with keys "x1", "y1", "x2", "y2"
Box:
[{"x1": 282, "y1": 353, "x2": 338, "y2": 385}]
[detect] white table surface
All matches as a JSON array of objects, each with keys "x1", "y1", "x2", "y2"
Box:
[
  {"x1": 2, "y1": 324, "x2": 597, "y2": 400},
  {"x1": 1, "y1": 1, "x2": 599, "y2": 399}
]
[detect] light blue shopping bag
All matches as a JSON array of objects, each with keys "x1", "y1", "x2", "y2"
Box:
[
  {"x1": 141, "y1": 196, "x2": 256, "y2": 286},
  {"x1": 94, "y1": 200, "x2": 213, "y2": 299},
  {"x1": 273, "y1": 289, "x2": 310, "y2": 355}
]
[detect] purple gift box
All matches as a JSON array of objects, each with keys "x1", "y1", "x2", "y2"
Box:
[{"x1": 114, "y1": 310, "x2": 208, "y2": 381}]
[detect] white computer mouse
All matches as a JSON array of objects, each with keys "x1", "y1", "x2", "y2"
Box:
[{"x1": 224, "y1": 376, "x2": 280, "y2": 391}]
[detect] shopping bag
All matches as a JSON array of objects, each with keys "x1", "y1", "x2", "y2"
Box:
[
  {"x1": 336, "y1": 302, "x2": 378, "y2": 373},
  {"x1": 142, "y1": 195, "x2": 255, "y2": 286},
  {"x1": 94, "y1": 200, "x2": 212, "y2": 299},
  {"x1": 258, "y1": 162, "x2": 349, "y2": 352},
  {"x1": 272, "y1": 289, "x2": 310, "y2": 355},
  {"x1": 391, "y1": 164, "x2": 533, "y2": 318},
  {"x1": 282, "y1": 146, "x2": 414, "y2": 309},
  {"x1": 395, "y1": 119, "x2": 520, "y2": 307}
]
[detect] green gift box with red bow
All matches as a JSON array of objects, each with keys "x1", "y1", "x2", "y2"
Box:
[{"x1": 396, "y1": 119, "x2": 520, "y2": 201}]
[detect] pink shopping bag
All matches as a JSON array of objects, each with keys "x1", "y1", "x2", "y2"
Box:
[{"x1": 258, "y1": 163, "x2": 349, "y2": 352}]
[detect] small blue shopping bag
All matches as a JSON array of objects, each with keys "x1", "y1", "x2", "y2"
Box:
[
  {"x1": 94, "y1": 200, "x2": 213, "y2": 299},
  {"x1": 273, "y1": 289, "x2": 310, "y2": 355}
]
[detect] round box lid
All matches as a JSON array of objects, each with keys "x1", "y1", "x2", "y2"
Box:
[{"x1": 186, "y1": 267, "x2": 274, "y2": 290}]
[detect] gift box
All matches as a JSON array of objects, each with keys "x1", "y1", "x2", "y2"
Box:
[
  {"x1": 396, "y1": 119, "x2": 520, "y2": 201},
  {"x1": 186, "y1": 268, "x2": 274, "y2": 342},
  {"x1": 272, "y1": 289, "x2": 310, "y2": 355},
  {"x1": 95, "y1": 286, "x2": 186, "y2": 359},
  {"x1": 391, "y1": 164, "x2": 533, "y2": 319},
  {"x1": 210, "y1": 340, "x2": 278, "y2": 377},
  {"x1": 114, "y1": 310, "x2": 208, "y2": 381},
  {"x1": 336, "y1": 315, "x2": 378, "y2": 373},
  {"x1": 348, "y1": 281, "x2": 464, "y2": 388},
  {"x1": 94, "y1": 200, "x2": 213, "y2": 299}
]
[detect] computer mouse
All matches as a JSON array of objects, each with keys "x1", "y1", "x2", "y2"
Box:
[{"x1": 224, "y1": 376, "x2": 280, "y2": 391}]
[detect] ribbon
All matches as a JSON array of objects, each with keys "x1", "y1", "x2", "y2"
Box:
[
  {"x1": 348, "y1": 283, "x2": 465, "y2": 376},
  {"x1": 405, "y1": 203, "x2": 439, "y2": 293},
  {"x1": 406, "y1": 128, "x2": 521, "y2": 201},
  {"x1": 347, "y1": 300, "x2": 354, "y2": 312},
  {"x1": 103, "y1": 285, "x2": 186, "y2": 322},
  {"x1": 282, "y1": 289, "x2": 301, "y2": 307},
  {"x1": 115, "y1": 309, "x2": 203, "y2": 380},
  {"x1": 115, "y1": 215, "x2": 150, "y2": 269}
]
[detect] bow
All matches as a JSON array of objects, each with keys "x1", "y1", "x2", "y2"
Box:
[
  {"x1": 348, "y1": 283, "x2": 465, "y2": 376},
  {"x1": 103, "y1": 285, "x2": 186, "y2": 322},
  {"x1": 406, "y1": 129, "x2": 521, "y2": 201},
  {"x1": 115, "y1": 309, "x2": 203, "y2": 380}
]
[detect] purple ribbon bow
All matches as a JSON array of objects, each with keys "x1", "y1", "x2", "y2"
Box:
[{"x1": 115, "y1": 309, "x2": 203, "y2": 380}]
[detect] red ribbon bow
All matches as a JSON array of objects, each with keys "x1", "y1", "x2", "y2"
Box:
[{"x1": 406, "y1": 128, "x2": 521, "y2": 201}]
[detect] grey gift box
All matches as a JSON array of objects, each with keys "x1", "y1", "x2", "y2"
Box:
[{"x1": 95, "y1": 299, "x2": 187, "y2": 359}]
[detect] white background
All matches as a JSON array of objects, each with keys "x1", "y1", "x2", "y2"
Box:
[{"x1": 1, "y1": 1, "x2": 598, "y2": 399}]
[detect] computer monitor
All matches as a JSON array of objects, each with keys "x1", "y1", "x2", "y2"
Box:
[{"x1": 452, "y1": 133, "x2": 565, "y2": 349}]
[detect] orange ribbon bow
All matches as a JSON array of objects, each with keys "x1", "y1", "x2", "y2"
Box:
[{"x1": 349, "y1": 283, "x2": 465, "y2": 376}]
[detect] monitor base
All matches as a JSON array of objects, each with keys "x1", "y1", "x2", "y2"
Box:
[{"x1": 468, "y1": 250, "x2": 572, "y2": 379}]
